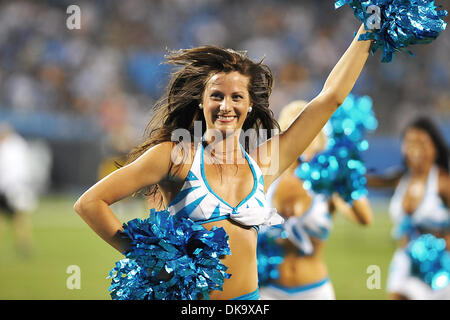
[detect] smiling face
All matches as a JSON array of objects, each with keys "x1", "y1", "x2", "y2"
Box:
[
  {"x1": 402, "y1": 127, "x2": 437, "y2": 173},
  {"x1": 201, "y1": 71, "x2": 253, "y2": 137}
]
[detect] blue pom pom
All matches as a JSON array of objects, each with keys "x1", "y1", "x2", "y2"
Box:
[
  {"x1": 325, "y1": 94, "x2": 378, "y2": 149},
  {"x1": 108, "y1": 259, "x2": 153, "y2": 300},
  {"x1": 108, "y1": 209, "x2": 231, "y2": 300},
  {"x1": 257, "y1": 226, "x2": 287, "y2": 287},
  {"x1": 296, "y1": 94, "x2": 377, "y2": 202},
  {"x1": 296, "y1": 137, "x2": 369, "y2": 202},
  {"x1": 335, "y1": 0, "x2": 448, "y2": 62},
  {"x1": 406, "y1": 234, "x2": 450, "y2": 290}
]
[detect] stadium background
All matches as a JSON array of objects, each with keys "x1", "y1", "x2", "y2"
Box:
[{"x1": 0, "y1": 0, "x2": 449, "y2": 299}]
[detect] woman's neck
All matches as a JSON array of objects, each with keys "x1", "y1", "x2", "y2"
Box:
[
  {"x1": 410, "y1": 163, "x2": 433, "y2": 180},
  {"x1": 203, "y1": 132, "x2": 244, "y2": 165}
]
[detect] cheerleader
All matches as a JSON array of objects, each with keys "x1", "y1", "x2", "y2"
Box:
[
  {"x1": 368, "y1": 116, "x2": 450, "y2": 300},
  {"x1": 0, "y1": 123, "x2": 37, "y2": 257},
  {"x1": 74, "y1": 24, "x2": 373, "y2": 300},
  {"x1": 259, "y1": 101, "x2": 373, "y2": 300}
]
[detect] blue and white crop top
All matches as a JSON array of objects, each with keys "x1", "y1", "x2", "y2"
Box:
[
  {"x1": 265, "y1": 177, "x2": 332, "y2": 255},
  {"x1": 389, "y1": 166, "x2": 450, "y2": 239},
  {"x1": 166, "y1": 143, "x2": 284, "y2": 229}
]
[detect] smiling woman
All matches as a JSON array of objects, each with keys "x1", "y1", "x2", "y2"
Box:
[
  {"x1": 123, "y1": 46, "x2": 280, "y2": 201},
  {"x1": 202, "y1": 72, "x2": 252, "y2": 133},
  {"x1": 74, "y1": 23, "x2": 374, "y2": 300}
]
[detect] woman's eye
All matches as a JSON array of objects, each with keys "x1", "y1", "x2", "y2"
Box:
[
  {"x1": 232, "y1": 95, "x2": 243, "y2": 100},
  {"x1": 211, "y1": 93, "x2": 222, "y2": 100}
]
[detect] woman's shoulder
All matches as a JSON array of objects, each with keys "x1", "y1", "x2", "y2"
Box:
[
  {"x1": 131, "y1": 141, "x2": 196, "y2": 176},
  {"x1": 160, "y1": 141, "x2": 197, "y2": 179},
  {"x1": 141, "y1": 141, "x2": 196, "y2": 160},
  {"x1": 273, "y1": 172, "x2": 307, "y2": 202},
  {"x1": 437, "y1": 166, "x2": 449, "y2": 179},
  {"x1": 437, "y1": 167, "x2": 450, "y2": 206},
  {"x1": 169, "y1": 140, "x2": 197, "y2": 163},
  {"x1": 436, "y1": 166, "x2": 449, "y2": 186}
]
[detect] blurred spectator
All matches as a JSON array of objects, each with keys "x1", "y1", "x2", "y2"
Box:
[{"x1": 0, "y1": 124, "x2": 38, "y2": 257}]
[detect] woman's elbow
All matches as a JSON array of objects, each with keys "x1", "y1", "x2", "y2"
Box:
[
  {"x1": 353, "y1": 198, "x2": 374, "y2": 226},
  {"x1": 73, "y1": 193, "x2": 94, "y2": 217},
  {"x1": 318, "y1": 89, "x2": 344, "y2": 111},
  {"x1": 357, "y1": 206, "x2": 374, "y2": 226},
  {"x1": 359, "y1": 214, "x2": 373, "y2": 226},
  {"x1": 73, "y1": 196, "x2": 85, "y2": 216}
]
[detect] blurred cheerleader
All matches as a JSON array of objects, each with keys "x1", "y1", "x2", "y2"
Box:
[
  {"x1": 0, "y1": 124, "x2": 37, "y2": 257},
  {"x1": 368, "y1": 116, "x2": 450, "y2": 300},
  {"x1": 259, "y1": 100, "x2": 373, "y2": 300},
  {"x1": 74, "y1": 24, "x2": 373, "y2": 300}
]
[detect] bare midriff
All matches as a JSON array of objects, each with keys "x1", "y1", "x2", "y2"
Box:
[
  {"x1": 202, "y1": 218, "x2": 258, "y2": 300},
  {"x1": 276, "y1": 239, "x2": 328, "y2": 287}
]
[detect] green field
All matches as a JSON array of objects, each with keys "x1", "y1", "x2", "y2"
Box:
[{"x1": 0, "y1": 194, "x2": 397, "y2": 300}]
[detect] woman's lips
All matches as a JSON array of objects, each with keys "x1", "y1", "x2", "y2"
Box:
[{"x1": 216, "y1": 115, "x2": 237, "y2": 123}]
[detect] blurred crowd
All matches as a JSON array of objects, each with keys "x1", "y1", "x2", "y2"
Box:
[{"x1": 0, "y1": 0, "x2": 449, "y2": 159}]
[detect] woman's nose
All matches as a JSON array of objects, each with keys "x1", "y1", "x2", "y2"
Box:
[{"x1": 219, "y1": 98, "x2": 232, "y2": 112}]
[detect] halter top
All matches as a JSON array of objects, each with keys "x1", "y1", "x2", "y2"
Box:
[
  {"x1": 166, "y1": 143, "x2": 284, "y2": 229},
  {"x1": 389, "y1": 165, "x2": 450, "y2": 239},
  {"x1": 265, "y1": 177, "x2": 332, "y2": 255}
]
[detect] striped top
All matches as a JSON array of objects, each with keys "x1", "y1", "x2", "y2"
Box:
[{"x1": 166, "y1": 143, "x2": 284, "y2": 228}]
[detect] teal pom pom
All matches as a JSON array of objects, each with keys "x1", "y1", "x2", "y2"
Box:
[
  {"x1": 325, "y1": 93, "x2": 378, "y2": 151},
  {"x1": 406, "y1": 234, "x2": 450, "y2": 290},
  {"x1": 296, "y1": 137, "x2": 368, "y2": 202},
  {"x1": 108, "y1": 259, "x2": 152, "y2": 300},
  {"x1": 257, "y1": 226, "x2": 287, "y2": 287},
  {"x1": 335, "y1": 0, "x2": 448, "y2": 62},
  {"x1": 108, "y1": 209, "x2": 231, "y2": 300},
  {"x1": 296, "y1": 94, "x2": 377, "y2": 202}
]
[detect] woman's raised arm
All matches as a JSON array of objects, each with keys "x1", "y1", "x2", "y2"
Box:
[
  {"x1": 366, "y1": 172, "x2": 402, "y2": 189},
  {"x1": 331, "y1": 193, "x2": 373, "y2": 226},
  {"x1": 259, "y1": 24, "x2": 372, "y2": 187},
  {"x1": 73, "y1": 142, "x2": 175, "y2": 253}
]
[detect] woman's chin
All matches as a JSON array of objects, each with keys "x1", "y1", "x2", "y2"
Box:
[
  {"x1": 214, "y1": 121, "x2": 241, "y2": 134},
  {"x1": 408, "y1": 159, "x2": 429, "y2": 172}
]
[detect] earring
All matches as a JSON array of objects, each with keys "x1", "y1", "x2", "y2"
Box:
[
  {"x1": 199, "y1": 103, "x2": 203, "y2": 109},
  {"x1": 248, "y1": 107, "x2": 253, "y2": 113}
]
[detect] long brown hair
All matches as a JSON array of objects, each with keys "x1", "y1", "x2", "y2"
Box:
[{"x1": 127, "y1": 45, "x2": 280, "y2": 197}]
